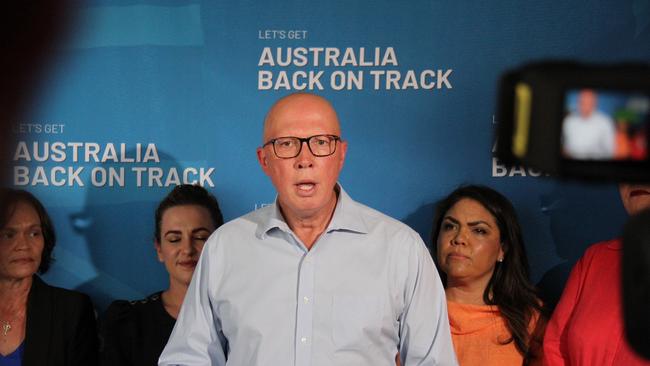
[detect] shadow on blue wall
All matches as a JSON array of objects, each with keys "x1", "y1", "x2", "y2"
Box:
[
  {"x1": 71, "y1": 150, "x2": 180, "y2": 312},
  {"x1": 536, "y1": 185, "x2": 626, "y2": 309}
]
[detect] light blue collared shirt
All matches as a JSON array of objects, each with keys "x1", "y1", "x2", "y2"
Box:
[{"x1": 159, "y1": 186, "x2": 457, "y2": 366}]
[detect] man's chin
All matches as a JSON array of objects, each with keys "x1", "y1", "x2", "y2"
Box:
[
  {"x1": 280, "y1": 196, "x2": 327, "y2": 216},
  {"x1": 287, "y1": 201, "x2": 322, "y2": 215}
]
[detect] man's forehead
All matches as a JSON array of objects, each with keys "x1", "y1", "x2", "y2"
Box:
[{"x1": 263, "y1": 93, "x2": 340, "y2": 139}]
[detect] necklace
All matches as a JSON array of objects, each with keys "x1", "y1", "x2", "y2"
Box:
[{"x1": 1, "y1": 320, "x2": 10, "y2": 336}]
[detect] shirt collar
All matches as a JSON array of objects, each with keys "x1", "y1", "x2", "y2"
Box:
[{"x1": 256, "y1": 183, "x2": 369, "y2": 239}]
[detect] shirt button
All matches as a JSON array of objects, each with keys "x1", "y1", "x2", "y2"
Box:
[
  {"x1": 301, "y1": 337, "x2": 307, "y2": 343},
  {"x1": 303, "y1": 296, "x2": 310, "y2": 304}
]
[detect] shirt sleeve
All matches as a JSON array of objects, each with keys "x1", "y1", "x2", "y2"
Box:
[
  {"x1": 158, "y1": 237, "x2": 228, "y2": 366},
  {"x1": 399, "y1": 231, "x2": 458, "y2": 366},
  {"x1": 543, "y1": 254, "x2": 586, "y2": 366}
]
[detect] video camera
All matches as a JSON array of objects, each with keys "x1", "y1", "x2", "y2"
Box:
[
  {"x1": 495, "y1": 61, "x2": 650, "y2": 182},
  {"x1": 495, "y1": 61, "x2": 650, "y2": 359}
]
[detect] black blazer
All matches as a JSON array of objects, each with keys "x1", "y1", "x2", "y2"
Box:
[{"x1": 22, "y1": 275, "x2": 99, "y2": 366}]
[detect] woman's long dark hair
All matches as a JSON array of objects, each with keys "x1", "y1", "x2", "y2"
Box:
[{"x1": 431, "y1": 185, "x2": 546, "y2": 360}]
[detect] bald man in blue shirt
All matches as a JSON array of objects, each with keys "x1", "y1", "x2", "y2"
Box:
[{"x1": 159, "y1": 93, "x2": 457, "y2": 366}]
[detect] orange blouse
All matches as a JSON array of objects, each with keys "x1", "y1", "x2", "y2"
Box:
[{"x1": 447, "y1": 301, "x2": 539, "y2": 366}]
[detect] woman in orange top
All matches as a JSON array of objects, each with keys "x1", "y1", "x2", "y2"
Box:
[{"x1": 432, "y1": 185, "x2": 546, "y2": 365}]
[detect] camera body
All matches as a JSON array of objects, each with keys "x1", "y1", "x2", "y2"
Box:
[{"x1": 496, "y1": 61, "x2": 650, "y2": 182}]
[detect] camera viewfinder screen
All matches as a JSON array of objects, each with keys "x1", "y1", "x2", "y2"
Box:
[{"x1": 562, "y1": 89, "x2": 649, "y2": 161}]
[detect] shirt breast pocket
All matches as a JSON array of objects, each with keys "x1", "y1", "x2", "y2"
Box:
[{"x1": 331, "y1": 295, "x2": 385, "y2": 351}]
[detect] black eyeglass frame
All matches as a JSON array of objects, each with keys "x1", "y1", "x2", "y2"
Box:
[{"x1": 262, "y1": 134, "x2": 342, "y2": 159}]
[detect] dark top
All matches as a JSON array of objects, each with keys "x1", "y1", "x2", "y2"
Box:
[
  {"x1": 0, "y1": 342, "x2": 23, "y2": 366},
  {"x1": 23, "y1": 275, "x2": 99, "y2": 366},
  {"x1": 100, "y1": 292, "x2": 176, "y2": 366}
]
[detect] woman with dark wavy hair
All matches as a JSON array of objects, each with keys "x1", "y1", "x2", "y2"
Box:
[
  {"x1": 0, "y1": 188, "x2": 98, "y2": 365},
  {"x1": 432, "y1": 185, "x2": 545, "y2": 365}
]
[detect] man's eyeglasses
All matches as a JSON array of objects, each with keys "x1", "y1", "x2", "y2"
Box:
[{"x1": 262, "y1": 134, "x2": 341, "y2": 159}]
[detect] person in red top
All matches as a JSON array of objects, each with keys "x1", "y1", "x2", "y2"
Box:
[{"x1": 543, "y1": 183, "x2": 650, "y2": 365}]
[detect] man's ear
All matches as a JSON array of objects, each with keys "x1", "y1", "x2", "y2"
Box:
[
  {"x1": 337, "y1": 140, "x2": 348, "y2": 171},
  {"x1": 257, "y1": 147, "x2": 270, "y2": 173}
]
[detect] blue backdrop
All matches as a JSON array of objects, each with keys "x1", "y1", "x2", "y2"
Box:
[{"x1": 11, "y1": 0, "x2": 650, "y2": 311}]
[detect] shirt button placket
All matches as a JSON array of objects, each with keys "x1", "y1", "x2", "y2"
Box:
[{"x1": 295, "y1": 255, "x2": 314, "y2": 366}]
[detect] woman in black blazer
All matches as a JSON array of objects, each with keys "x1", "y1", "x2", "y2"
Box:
[{"x1": 0, "y1": 189, "x2": 98, "y2": 365}]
